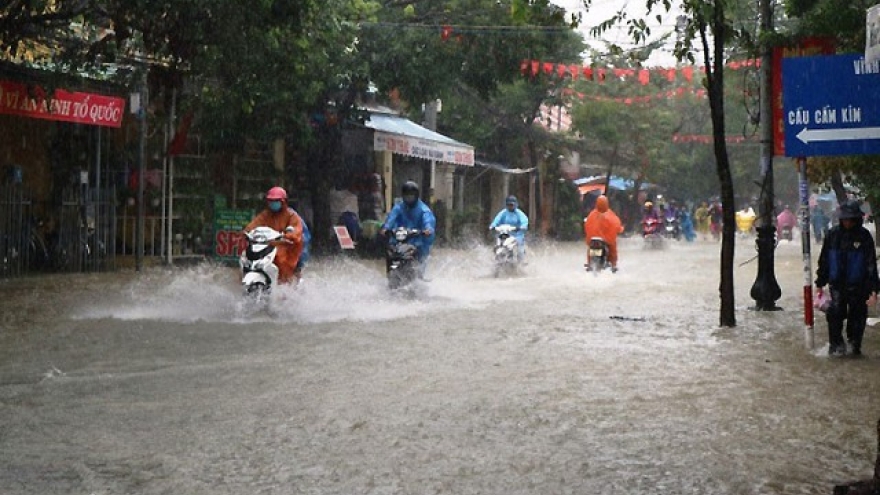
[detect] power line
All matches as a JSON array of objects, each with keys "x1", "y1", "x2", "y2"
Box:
[{"x1": 358, "y1": 22, "x2": 576, "y2": 34}]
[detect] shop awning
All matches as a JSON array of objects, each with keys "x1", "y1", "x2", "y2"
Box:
[
  {"x1": 365, "y1": 112, "x2": 474, "y2": 167},
  {"x1": 574, "y1": 175, "x2": 658, "y2": 196}
]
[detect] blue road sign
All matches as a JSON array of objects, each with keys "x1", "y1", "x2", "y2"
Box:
[{"x1": 783, "y1": 54, "x2": 880, "y2": 157}]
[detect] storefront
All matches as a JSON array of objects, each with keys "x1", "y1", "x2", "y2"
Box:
[{"x1": 0, "y1": 72, "x2": 128, "y2": 276}]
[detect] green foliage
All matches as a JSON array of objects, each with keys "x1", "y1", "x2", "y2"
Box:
[
  {"x1": 783, "y1": 0, "x2": 873, "y2": 52},
  {"x1": 357, "y1": 0, "x2": 583, "y2": 104}
]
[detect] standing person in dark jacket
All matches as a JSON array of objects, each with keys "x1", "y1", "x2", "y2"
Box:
[{"x1": 815, "y1": 200, "x2": 880, "y2": 356}]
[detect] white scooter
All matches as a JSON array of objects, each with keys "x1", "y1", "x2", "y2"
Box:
[
  {"x1": 240, "y1": 226, "x2": 287, "y2": 301},
  {"x1": 492, "y1": 224, "x2": 521, "y2": 277}
]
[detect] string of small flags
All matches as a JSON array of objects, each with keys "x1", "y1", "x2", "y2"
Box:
[{"x1": 520, "y1": 59, "x2": 762, "y2": 84}]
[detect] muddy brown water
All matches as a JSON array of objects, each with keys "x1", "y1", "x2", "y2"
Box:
[{"x1": 1, "y1": 238, "x2": 878, "y2": 494}]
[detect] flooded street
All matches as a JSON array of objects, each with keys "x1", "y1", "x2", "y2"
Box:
[{"x1": 1, "y1": 237, "x2": 878, "y2": 495}]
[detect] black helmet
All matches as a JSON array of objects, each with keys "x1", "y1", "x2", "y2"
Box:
[
  {"x1": 402, "y1": 181, "x2": 420, "y2": 206},
  {"x1": 838, "y1": 200, "x2": 863, "y2": 220}
]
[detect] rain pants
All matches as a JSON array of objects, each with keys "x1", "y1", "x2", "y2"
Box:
[
  {"x1": 583, "y1": 196, "x2": 623, "y2": 267},
  {"x1": 382, "y1": 199, "x2": 436, "y2": 263},
  {"x1": 245, "y1": 204, "x2": 305, "y2": 284},
  {"x1": 489, "y1": 200, "x2": 529, "y2": 258}
]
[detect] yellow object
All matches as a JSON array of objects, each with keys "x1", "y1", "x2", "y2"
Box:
[{"x1": 735, "y1": 209, "x2": 756, "y2": 233}]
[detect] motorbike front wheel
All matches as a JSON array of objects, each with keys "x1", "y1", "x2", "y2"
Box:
[
  {"x1": 388, "y1": 268, "x2": 415, "y2": 290},
  {"x1": 245, "y1": 282, "x2": 270, "y2": 299}
]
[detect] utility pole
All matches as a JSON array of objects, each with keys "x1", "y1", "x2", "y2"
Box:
[
  {"x1": 750, "y1": 0, "x2": 782, "y2": 310},
  {"x1": 136, "y1": 70, "x2": 148, "y2": 271},
  {"x1": 424, "y1": 99, "x2": 438, "y2": 205}
]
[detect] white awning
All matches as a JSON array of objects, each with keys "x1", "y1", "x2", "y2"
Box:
[{"x1": 365, "y1": 112, "x2": 474, "y2": 167}]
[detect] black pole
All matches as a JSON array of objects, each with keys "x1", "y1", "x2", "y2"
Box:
[
  {"x1": 136, "y1": 71, "x2": 147, "y2": 271},
  {"x1": 750, "y1": 0, "x2": 781, "y2": 310}
]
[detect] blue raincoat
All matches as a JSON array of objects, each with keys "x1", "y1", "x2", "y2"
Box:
[
  {"x1": 382, "y1": 199, "x2": 436, "y2": 261},
  {"x1": 489, "y1": 199, "x2": 529, "y2": 255},
  {"x1": 293, "y1": 208, "x2": 311, "y2": 269}
]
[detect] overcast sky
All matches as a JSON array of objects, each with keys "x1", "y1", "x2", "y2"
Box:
[{"x1": 550, "y1": 0, "x2": 693, "y2": 67}]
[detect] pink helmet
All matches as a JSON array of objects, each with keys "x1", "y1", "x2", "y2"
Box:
[{"x1": 266, "y1": 186, "x2": 287, "y2": 201}]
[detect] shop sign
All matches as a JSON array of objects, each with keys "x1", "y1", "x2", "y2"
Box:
[
  {"x1": 0, "y1": 79, "x2": 126, "y2": 128},
  {"x1": 374, "y1": 132, "x2": 475, "y2": 166},
  {"x1": 214, "y1": 208, "x2": 254, "y2": 262}
]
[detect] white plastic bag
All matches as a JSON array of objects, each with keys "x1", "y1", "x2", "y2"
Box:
[{"x1": 814, "y1": 288, "x2": 830, "y2": 312}]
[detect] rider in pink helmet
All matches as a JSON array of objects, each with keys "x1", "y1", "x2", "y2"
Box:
[
  {"x1": 244, "y1": 185, "x2": 304, "y2": 284},
  {"x1": 266, "y1": 186, "x2": 287, "y2": 201}
]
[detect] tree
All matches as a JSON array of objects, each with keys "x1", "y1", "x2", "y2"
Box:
[
  {"x1": 354, "y1": 0, "x2": 585, "y2": 235},
  {"x1": 591, "y1": 0, "x2": 765, "y2": 326}
]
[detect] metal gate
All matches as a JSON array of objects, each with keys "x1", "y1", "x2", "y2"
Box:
[
  {"x1": 0, "y1": 184, "x2": 39, "y2": 277},
  {"x1": 53, "y1": 184, "x2": 116, "y2": 273},
  {"x1": 0, "y1": 184, "x2": 116, "y2": 278}
]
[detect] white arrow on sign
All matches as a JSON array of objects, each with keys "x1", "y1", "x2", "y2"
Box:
[{"x1": 796, "y1": 126, "x2": 880, "y2": 144}]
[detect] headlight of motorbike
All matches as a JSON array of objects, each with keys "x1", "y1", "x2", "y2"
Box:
[{"x1": 395, "y1": 230, "x2": 408, "y2": 241}]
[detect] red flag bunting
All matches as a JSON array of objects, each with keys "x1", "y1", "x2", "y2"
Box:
[{"x1": 441, "y1": 25, "x2": 453, "y2": 41}]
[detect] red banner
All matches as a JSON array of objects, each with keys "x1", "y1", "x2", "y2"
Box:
[{"x1": 0, "y1": 80, "x2": 126, "y2": 128}]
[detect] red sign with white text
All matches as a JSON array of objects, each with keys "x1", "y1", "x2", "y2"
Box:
[{"x1": 0, "y1": 80, "x2": 126, "y2": 128}]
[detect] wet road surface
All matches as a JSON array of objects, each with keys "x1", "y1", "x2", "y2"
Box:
[{"x1": 1, "y1": 237, "x2": 878, "y2": 494}]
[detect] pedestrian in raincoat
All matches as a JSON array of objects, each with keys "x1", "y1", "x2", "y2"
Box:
[
  {"x1": 584, "y1": 195, "x2": 624, "y2": 272},
  {"x1": 680, "y1": 209, "x2": 696, "y2": 242},
  {"x1": 708, "y1": 201, "x2": 723, "y2": 241},
  {"x1": 244, "y1": 186, "x2": 305, "y2": 285},
  {"x1": 489, "y1": 195, "x2": 529, "y2": 261},
  {"x1": 815, "y1": 200, "x2": 880, "y2": 356},
  {"x1": 380, "y1": 181, "x2": 436, "y2": 277},
  {"x1": 810, "y1": 205, "x2": 829, "y2": 243},
  {"x1": 694, "y1": 201, "x2": 711, "y2": 240}
]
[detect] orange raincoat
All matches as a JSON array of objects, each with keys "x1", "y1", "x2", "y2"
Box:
[
  {"x1": 583, "y1": 195, "x2": 624, "y2": 267},
  {"x1": 245, "y1": 203, "x2": 304, "y2": 284}
]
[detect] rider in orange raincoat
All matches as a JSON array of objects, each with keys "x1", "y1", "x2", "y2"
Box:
[
  {"x1": 244, "y1": 186, "x2": 305, "y2": 284},
  {"x1": 583, "y1": 195, "x2": 624, "y2": 272}
]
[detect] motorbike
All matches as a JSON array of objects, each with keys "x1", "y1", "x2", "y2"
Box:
[
  {"x1": 663, "y1": 214, "x2": 680, "y2": 240},
  {"x1": 239, "y1": 226, "x2": 285, "y2": 302},
  {"x1": 586, "y1": 237, "x2": 609, "y2": 274},
  {"x1": 386, "y1": 227, "x2": 423, "y2": 290},
  {"x1": 492, "y1": 224, "x2": 520, "y2": 277},
  {"x1": 780, "y1": 226, "x2": 794, "y2": 241},
  {"x1": 642, "y1": 218, "x2": 664, "y2": 249}
]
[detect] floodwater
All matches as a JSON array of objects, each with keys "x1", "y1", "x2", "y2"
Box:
[{"x1": 1, "y1": 236, "x2": 878, "y2": 495}]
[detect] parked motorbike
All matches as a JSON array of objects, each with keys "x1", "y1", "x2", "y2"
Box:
[
  {"x1": 492, "y1": 224, "x2": 520, "y2": 277},
  {"x1": 240, "y1": 226, "x2": 285, "y2": 302},
  {"x1": 586, "y1": 237, "x2": 609, "y2": 274},
  {"x1": 386, "y1": 227, "x2": 422, "y2": 290}
]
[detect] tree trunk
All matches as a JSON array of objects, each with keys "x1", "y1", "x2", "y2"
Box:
[
  {"x1": 830, "y1": 167, "x2": 848, "y2": 204},
  {"x1": 703, "y1": 9, "x2": 736, "y2": 327}
]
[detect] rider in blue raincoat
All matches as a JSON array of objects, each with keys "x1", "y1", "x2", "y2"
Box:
[
  {"x1": 489, "y1": 195, "x2": 529, "y2": 260},
  {"x1": 380, "y1": 181, "x2": 436, "y2": 275}
]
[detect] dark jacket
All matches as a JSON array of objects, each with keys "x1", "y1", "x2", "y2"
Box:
[{"x1": 816, "y1": 223, "x2": 880, "y2": 293}]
